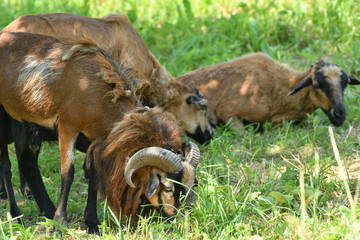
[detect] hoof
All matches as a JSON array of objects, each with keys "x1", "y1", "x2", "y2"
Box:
[
  {"x1": 88, "y1": 227, "x2": 101, "y2": 236},
  {"x1": 86, "y1": 221, "x2": 100, "y2": 235}
]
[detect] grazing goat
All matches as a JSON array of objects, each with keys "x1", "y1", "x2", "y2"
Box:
[
  {"x1": 86, "y1": 109, "x2": 200, "y2": 229},
  {"x1": 0, "y1": 32, "x2": 199, "y2": 234},
  {"x1": 177, "y1": 52, "x2": 360, "y2": 128},
  {"x1": 3, "y1": 12, "x2": 212, "y2": 143}
]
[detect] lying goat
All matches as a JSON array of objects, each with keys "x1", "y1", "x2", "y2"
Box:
[
  {"x1": 177, "y1": 52, "x2": 360, "y2": 128},
  {"x1": 0, "y1": 32, "x2": 199, "y2": 234},
  {"x1": 3, "y1": 12, "x2": 212, "y2": 143}
]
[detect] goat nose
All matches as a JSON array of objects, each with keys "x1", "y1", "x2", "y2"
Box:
[{"x1": 334, "y1": 105, "x2": 345, "y2": 119}]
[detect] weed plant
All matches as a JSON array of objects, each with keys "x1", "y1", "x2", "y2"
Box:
[{"x1": 0, "y1": 0, "x2": 360, "y2": 239}]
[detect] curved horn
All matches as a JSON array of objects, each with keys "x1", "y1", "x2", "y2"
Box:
[
  {"x1": 124, "y1": 147, "x2": 183, "y2": 188},
  {"x1": 182, "y1": 141, "x2": 201, "y2": 168}
]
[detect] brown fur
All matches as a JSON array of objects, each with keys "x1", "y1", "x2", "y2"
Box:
[
  {"x1": 177, "y1": 52, "x2": 353, "y2": 127},
  {"x1": 0, "y1": 32, "x2": 134, "y2": 135},
  {"x1": 0, "y1": 31, "x2": 187, "y2": 226},
  {"x1": 89, "y1": 108, "x2": 182, "y2": 218},
  {"x1": 2, "y1": 13, "x2": 211, "y2": 141}
]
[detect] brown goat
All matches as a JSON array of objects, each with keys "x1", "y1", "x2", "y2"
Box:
[
  {"x1": 177, "y1": 52, "x2": 360, "y2": 128},
  {"x1": 88, "y1": 108, "x2": 200, "y2": 220},
  {"x1": 0, "y1": 32, "x2": 199, "y2": 234},
  {"x1": 3, "y1": 13, "x2": 212, "y2": 143}
]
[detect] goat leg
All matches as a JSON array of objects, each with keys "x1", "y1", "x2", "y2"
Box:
[
  {"x1": 0, "y1": 144, "x2": 23, "y2": 224},
  {"x1": 18, "y1": 168, "x2": 32, "y2": 199},
  {"x1": 84, "y1": 155, "x2": 100, "y2": 235},
  {"x1": 53, "y1": 121, "x2": 78, "y2": 229},
  {"x1": 0, "y1": 178, "x2": 6, "y2": 199},
  {"x1": 15, "y1": 137, "x2": 56, "y2": 219}
]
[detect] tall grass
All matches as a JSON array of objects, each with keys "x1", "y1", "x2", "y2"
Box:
[{"x1": 1, "y1": 0, "x2": 360, "y2": 239}]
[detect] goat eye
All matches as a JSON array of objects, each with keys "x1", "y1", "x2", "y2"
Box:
[
  {"x1": 199, "y1": 104, "x2": 208, "y2": 114},
  {"x1": 163, "y1": 186, "x2": 173, "y2": 193},
  {"x1": 162, "y1": 182, "x2": 174, "y2": 193}
]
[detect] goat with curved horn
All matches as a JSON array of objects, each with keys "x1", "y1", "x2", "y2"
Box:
[
  {"x1": 89, "y1": 109, "x2": 200, "y2": 222},
  {"x1": 125, "y1": 147, "x2": 184, "y2": 188}
]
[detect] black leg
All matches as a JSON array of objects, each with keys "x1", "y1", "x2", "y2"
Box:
[
  {"x1": 0, "y1": 144, "x2": 23, "y2": 224},
  {"x1": 15, "y1": 137, "x2": 56, "y2": 219},
  {"x1": 18, "y1": 167, "x2": 32, "y2": 199},
  {"x1": 82, "y1": 156, "x2": 89, "y2": 181},
  {"x1": 84, "y1": 156, "x2": 100, "y2": 235},
  {"x1": 0, "y1": 178, "x2": 7, "y2": 199},
  {"x1": 53, "y1": 164, "x2": 74, "y2": 228}
]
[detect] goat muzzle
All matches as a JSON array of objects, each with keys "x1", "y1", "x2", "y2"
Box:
[{"x1": 329, "y1": 104, "x2": 346, "y2": 126}]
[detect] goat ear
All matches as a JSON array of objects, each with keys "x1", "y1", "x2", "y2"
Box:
[
  {"x1": 288, "y1": 77, "x2": 312, "y2": 96},
  {"x1": 145, "y1": 173, "x2": 160, "y2": 198},
  {"x1": 349, "y1": 76, "x2": 360, "y2": 85},
  {"x1": 186, "y1": 95, "x2": 203, "y2": 105}
]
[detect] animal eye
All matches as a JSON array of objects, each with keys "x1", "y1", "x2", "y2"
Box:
[
  {"x1": 162, "y1": 181, "x2": 174, "y2": 193},
  {"x1": 163, "y1": 186, "x2": 173, "y2": 193}
]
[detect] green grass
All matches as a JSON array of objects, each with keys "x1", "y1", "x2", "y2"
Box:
[{"x1": 1, "y1": 0, "x2": 360, "y2": 239}]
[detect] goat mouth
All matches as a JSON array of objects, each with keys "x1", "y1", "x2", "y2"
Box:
[
  {"x1": 323, "y1": 110, "x2": 346, "y2": 126},
  {"x1": 186, "y1": 126, "x2": 212, "y2": 144}
]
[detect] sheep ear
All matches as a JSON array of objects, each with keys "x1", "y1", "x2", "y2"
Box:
[
  {"x1": 349, "y1": 76, "x2": 360, "y2": 85},
  {"x1": 146, "y1": 172, "x2": 160, "y2": 198},
  {"x1": 287, "y1": 77, "x2": 312, "y2": 96}
]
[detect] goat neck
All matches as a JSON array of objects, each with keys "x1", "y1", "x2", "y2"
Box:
[{"x1": 280, "y1": 68, "x2": 318, "y2": 121}]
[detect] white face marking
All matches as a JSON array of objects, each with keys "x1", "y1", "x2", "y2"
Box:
[
  {"x1": 317, "y1": 65, "x2": 344, "y2": 104},
  {"x1": 178, "y1": 94, "x2": 210, "y2": 135},
  {"x1": 322, "y1": 65, "x2": 342, "y2": 83}
]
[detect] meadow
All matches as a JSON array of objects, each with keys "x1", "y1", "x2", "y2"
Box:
[{"x1": 1, "y1": 0, "x2": 360, "y2": 239}]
